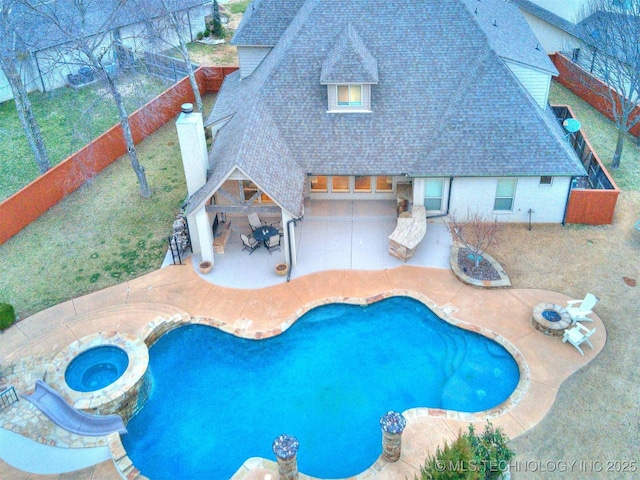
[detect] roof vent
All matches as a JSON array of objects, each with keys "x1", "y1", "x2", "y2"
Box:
[
  {"x1": 181, "y1": 103, "x2": 194, "y2": 114},
  {"x1": 493, "y1": 19, "x2": 498, "y2": 27}
]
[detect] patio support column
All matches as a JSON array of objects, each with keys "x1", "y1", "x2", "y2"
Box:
[
  {"x1": 380, "y1": 411, "x2": 406, "y2": 463},
  {"x1": 194, "y1": 208, "x2": 214, "y2": 264},
  {"x1": 272, "y1": 434, "x2": 299, "y2": 480}
]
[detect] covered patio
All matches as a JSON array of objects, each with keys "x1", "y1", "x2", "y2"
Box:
[{"x1": 175, "y1": 200, "x2": 452, "y2": 289}]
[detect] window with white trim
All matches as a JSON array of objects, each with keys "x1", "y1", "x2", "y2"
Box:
[
  {"x1": 337, "y1": 85, "x2": 362, "y2": 106},
  {"x1": 494, "y1": 179, "x2": 517, "y2": 211},
  {"x1": 375, "y1": 176, "x2": 393, "y2": 192},
  {"x1": 354, "y1": 176, "x2": 371, "y2": 192},
  {"x1": 424, "y1": 178, "x2": 444, "y2": 211}
]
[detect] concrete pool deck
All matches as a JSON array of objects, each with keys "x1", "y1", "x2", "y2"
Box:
[{"x1": 0, "y1": 265, "x2": 605, "y2": 479}]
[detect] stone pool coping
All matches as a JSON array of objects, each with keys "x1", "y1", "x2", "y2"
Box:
[
  {"x1": 0, "y1": 266, "x2": 606, "y2": 480},
  {"x1": 47, "y1": 332, "x2": 148, "y2": 414}
]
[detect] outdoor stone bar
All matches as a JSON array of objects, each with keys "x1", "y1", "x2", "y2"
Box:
[
  {"x1": 388, "y1": 205, "x2": 427, "y2": 261},
  {"x1": 380, "y1": 410, "x2": 406, "y2": 462},
  {"x1": 272, "y1": 433, "x2": 299, "y2": 480}
]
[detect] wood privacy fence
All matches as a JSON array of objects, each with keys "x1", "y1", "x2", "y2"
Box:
[
  {"x1": 552, "y1": 105, "x2": 620, "y2": 225},
  {"x1": 0, "y1": 66, "x2": 237, "y2": 245},
  {"x1": 550, "y1": 53, "x2": 640, "y2": 138}
]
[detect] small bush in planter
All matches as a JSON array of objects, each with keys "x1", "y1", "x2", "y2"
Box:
[
  {"x1": 418, "y1": 433, "x2": 480, "y2": 480},
  {"x1": 197, "y1": 31, "x2": 204, "y2": 40},
  {"x1": 0, "y1": 303, "x2": 16, "y2": 330},
  {"x1": 464, "y1": 422, "x2": 515, "y2": 479}
]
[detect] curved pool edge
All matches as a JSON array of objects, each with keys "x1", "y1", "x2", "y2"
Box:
[
  {"x1": 0, "y1": 268, "x2": 606, "y2": 479},
  {"x1": 120, "y1": 290, "x2": 530, "y2": 480}
]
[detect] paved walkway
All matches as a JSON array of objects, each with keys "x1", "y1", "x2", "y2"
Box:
[{"x1": 0, "y1": 264, "x2": 605, "y2": 480}]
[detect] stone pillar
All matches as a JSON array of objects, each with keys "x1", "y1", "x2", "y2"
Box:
[
  {"x1": 272, "y1": 434, "x2": 299, "y2": 480},
  {"x1": 380, "y1": 410, "x2": 407, "y2": 463}
]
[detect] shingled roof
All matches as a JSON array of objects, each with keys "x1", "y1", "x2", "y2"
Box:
[
  {"x1": 193, "y1": 0, "x2": 585, "y2": 217},
  {"x1": 232, "y1": 0, "x2": 307, "y2": 46},
  {"x1": 462, "y1": 0, "x2": 557, "y2": 74},
  {"x1": 320, "y1": 24, "x2": 379, "y2": 84}
]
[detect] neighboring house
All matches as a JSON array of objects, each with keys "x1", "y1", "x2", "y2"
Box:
[
  {"x1": 178, "y1": 0, "x2": 585, "y2": 266},
  {"x1": 513, "y1": 0, "x2": 638, "y2": 63},
  {"x1": 0, "y1": 0, "x2": 213, "y2": 103}
]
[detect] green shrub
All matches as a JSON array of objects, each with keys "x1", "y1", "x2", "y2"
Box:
[
  {"x1": 418, "y1": 423, "x2": 515, "y2": 480},
  {"x1": 197, "y1": 31, "x2": 203, "y2": 40},
  {"x1": 418, "y1": 434, "x2": 480, "y2": 480},
  {"x1": 0, "y1": 303, "x2": 16, "y2": 330},
  {"x1": 203, "y1": 28, "x2": 210, "y2": 37},
  {"x1": 464, "y1": 422, "x2": 515, "y2": 480}
]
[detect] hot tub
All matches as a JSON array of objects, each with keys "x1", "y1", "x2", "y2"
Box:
[{"x1": 48, "y1": 332, "x2": 150, "y2": 422}]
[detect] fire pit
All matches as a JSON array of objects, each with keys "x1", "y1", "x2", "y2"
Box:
[{"x1": 531, "y1": 303, "x2": 572, "y2": 336}]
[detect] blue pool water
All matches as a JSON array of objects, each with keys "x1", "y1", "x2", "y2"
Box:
[
  {"x1": 122, "y1": 297, "x2": 519, "y2": 479},
  {"x1": 65, "y1": 346, "x2": 129, "y2": 392}
]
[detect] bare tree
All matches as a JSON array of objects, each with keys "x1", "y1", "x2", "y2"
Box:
[
  {"x1": 19, "y1": 0, "x2": 151, "y2": 197},
  {"x1": 445, "y1": 209, "x2": 505, "y2": 268},
  {"x1": 149, "y1": 0, "x2": 203, "y2": 113},
  {"x1": 0, "y1": 0, "x2": 51, "y2": 174},
  {"x1": 581, "y1": 0, "x2": 640, "y2": 169}
]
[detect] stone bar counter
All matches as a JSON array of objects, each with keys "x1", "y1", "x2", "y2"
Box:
[{"x1": 388, "y1": 205, "x2": 427, "y2": 262}]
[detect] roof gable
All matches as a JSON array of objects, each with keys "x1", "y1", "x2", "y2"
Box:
[{"x1": 320, "y1": 24, "x2": 379, "y2": 84}]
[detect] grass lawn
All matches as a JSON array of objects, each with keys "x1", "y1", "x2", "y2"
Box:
[
  {"x1": 0, "y1": 73, "x2": 172, "y2": 201},
  {"x1": 0, "y1": 94, "x2": 216, "y2": 320},
  {"x1": 549, "y1": 81, "x2": 640, "y2": 191},
  {"x1": 228, "y1": 0, "x2": 251, "y2": 14}
]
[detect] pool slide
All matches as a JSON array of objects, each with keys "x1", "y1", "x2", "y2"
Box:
[{"x1": 22, "y1": 380, "x2": 127, "y2": 436}]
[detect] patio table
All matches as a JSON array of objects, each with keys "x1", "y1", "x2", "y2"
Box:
[{"x1": 253, "y1": 226, "x2": 278, "y2": 247}]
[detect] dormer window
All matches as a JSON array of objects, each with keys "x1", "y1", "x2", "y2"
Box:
[
  {"x1": 320, "y1": 24, "x2": 378, "y2": 114},
  {"x1": 337, "y1": 85, "x2": 362, "y2": 106}
]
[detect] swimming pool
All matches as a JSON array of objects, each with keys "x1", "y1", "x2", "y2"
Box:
[{"x1": 122, "y1": 296, "x2": 520, "y2": 479}]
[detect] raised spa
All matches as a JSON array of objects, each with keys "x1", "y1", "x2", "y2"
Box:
[
  {"x1": 65, "y1": 345, "x2": 129, "y2": 392},
  {"x1": 49, "y1": 332, "x2": 149, "y2": 421}
]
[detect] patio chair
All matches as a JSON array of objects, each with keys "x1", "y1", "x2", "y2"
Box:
[
  {"x1": 562, "y1": 322, "x2": 596, "y2": 355},
  {"x1": 266, "y1": 234, "x2": 281, "y2": 254},
  {"x1": 247, "y1": 212, "x2": 266, "y2": 232},
  {"x1": 240, "y1": 234, "x2": 260, "y2": 254},
  {"x1": 565, "y1": 293, "x2": 599, "y2": 323}
]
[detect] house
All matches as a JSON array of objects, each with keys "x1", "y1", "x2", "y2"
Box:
[
  {"x1": 0, "y1": 0, "x2": 213, "y2": 103},
  {"x1": 512, "y1": 0, "x2": 638, "y2": 64},
  {"x1": 177, "y1": 0, "x2": 586, "y2": 268}
]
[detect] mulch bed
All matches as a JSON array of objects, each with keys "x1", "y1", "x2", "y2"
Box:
[{"x1": 457, "y1": 248, "x2": 501, "y2": 281}]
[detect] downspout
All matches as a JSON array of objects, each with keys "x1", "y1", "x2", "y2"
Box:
[
  {"x1": 561, "y1": 177, "x2": 575, "y2": 226},
  {"x1": 286, "y1": 216, "x2": 303, "y2": 282},
  {"x1": 425, "y1": 177, "x2": 453, "y2": 219}
]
